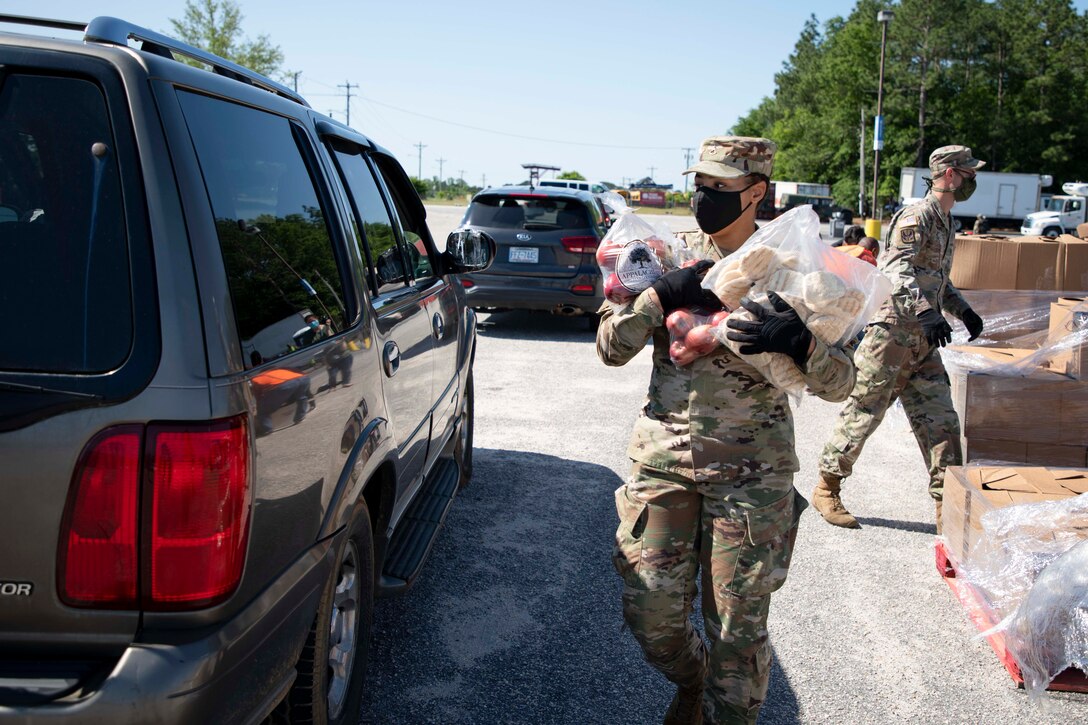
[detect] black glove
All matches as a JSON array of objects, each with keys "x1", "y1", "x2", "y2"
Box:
[
  {"x1": 962, "y1": 308, "x2": 984, "y2": 341},
  {"x1": 725, "y1": 291, "x2": 813, "y2": 366},
  {"x1": 650, "y1": 260, "x2": 723, "y2": 314},
  {"x1": 918, "y1": 308, "x2": 953, "y2": 348}
]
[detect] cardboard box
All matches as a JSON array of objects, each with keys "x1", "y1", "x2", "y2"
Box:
[
  {"x1": 1046, "y1": 296, "x2": 1088, "y2": 380},
  {"x1": 1056, "y1": 235, "x2": 1088, "y2": 291},
  {"x1": 951, "y1": 235, "x2": 1059, "y2": 290},
  {"x1": 942, "y1": 465, "x2": 1088, "y2": 567},
  {"x1": 1078, "y1": 222, "x2": 1088, "y2": 240},
  {"x1": 946, "y1": 344, "x2": 1088, "y2": 464},
  {"x1": 960, "y1": 290, "x2": 1064, "y2": 343}
]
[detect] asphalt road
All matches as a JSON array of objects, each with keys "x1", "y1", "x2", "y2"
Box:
[{"x1": 359, "y1": 206, "x2": 1083, "y2": 724}]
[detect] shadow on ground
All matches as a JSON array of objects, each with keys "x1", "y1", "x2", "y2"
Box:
[{"x1": 476, "y1": 309, "x2": 598, "y2": 342}]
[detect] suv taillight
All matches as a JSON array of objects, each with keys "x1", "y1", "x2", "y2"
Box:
[
  {"x1": 147, "y1": 417, "x2": 251, "y2": 609},
  {"x1": 561, "y1": 236, "x2": 598, "y2": 254},
  {"x1": 58, "y1": 416, "x2": 251, "y2": 611},
  {"x1": 58, "y1": 428, "x2": 142, "y2": 607}
]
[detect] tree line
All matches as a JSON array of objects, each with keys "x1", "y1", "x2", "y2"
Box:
[{"x1": 732, "y1": 0, "x2": 1088, "y2": 213}]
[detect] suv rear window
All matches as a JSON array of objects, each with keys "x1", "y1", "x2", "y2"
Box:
[
  {"x1": 464, "y1": 195, "x2": 589, "y2": 230},
  {"x1": 0, "y1": 73, "x2": 131, "y2": 373}
]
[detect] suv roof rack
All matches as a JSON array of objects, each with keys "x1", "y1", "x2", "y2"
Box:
[{"x1": 0, "y1": 14, "x2": 308, "y2": 108}]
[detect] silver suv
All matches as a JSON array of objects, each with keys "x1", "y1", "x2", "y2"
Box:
[{"x1": 0, "y1": 14, "x2": 492, "y2": 724}]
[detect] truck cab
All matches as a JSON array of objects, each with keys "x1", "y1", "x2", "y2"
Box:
[{"x1": 1021, "y1": 182, "x2": 1088, "y2": 237}]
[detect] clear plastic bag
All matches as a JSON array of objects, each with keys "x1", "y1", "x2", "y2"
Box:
[
  {"x1": 700, "y1": 206, "x2": 892, "y2": 394},
  {"x1": 665, "y1": 307, "x2": 729, "y2": 367},
  {"x1": 596, "y1": 212, "x2": 698, "y2": 309},
  {"x1": 958, "y1": 493, "x2": 1088, "y2": 699}
]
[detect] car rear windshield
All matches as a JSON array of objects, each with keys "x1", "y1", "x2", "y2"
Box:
[
  {"x1": 465, "y1": 195, "x2": 589, "y2": 230},
  {"x1": 0, "y1": 73, "x2": 131, "y2": 374}
]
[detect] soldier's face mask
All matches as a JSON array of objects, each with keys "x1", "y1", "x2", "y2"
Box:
[
  {"x1": 692, "y1": 182, "x2": 756, "y2": 234},
  {"x1": 953, "y1": 173, "x2": 977, "y2": 201}
]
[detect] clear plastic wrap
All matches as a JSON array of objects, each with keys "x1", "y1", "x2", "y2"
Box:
[
  {"x1": 956, "y1": 489, "x2": 1088, "y2": 699},
  {"x1": 699, "y1": 206, "x2": 892, "y2": 395},
  {"x1": 596, "y1": 211, "x2": 698, "y2": 309},
  {"x1": 665, "y1": 307, "x2": 729, "y2": 367}
]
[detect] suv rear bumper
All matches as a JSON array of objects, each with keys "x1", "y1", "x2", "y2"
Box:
[
  {"x1": 0, "y1": 536, "x2": 336, "y2": 724},
  {"x1": 462, "y1": 271, "x2": 602, "y2": 314}
]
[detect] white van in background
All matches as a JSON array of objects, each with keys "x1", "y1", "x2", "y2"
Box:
[{"x1": 539, "y1": 179, "x2": 610, "y2": 194}]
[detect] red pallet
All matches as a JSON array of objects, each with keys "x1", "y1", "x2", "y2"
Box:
[{"x1": 935, "y1": 540, "x2": 1088, "y2": 694}]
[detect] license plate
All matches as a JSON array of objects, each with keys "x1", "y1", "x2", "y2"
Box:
[{"x1": 509, "y1": 247, "x2": 539, "y2": 264}]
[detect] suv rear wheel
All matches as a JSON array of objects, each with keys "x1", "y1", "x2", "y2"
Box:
[{"x1": 289, "y1": 503, "x2": 374, "y2": 724}]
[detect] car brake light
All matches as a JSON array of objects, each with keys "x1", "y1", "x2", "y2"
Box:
[
  {"x1": 561, "y1": 236, "x2": 598, "y2": 254},
  {"x1": 58, "y1": 427, "x2": 142, "y2": 608},
  {"x1": 461, "y1": 278, "x2": 475, "y2": 288},
  {"x1": 146, "y1": 416, "x2": 250, "y2": 609},
  {"x1": 570, "y1": 284, "x2": 595, "y2": 295}
]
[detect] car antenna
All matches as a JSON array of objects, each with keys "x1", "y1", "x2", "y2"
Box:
[{"x1": 521, "y1": 163, "x2": 559, "y2": 192}]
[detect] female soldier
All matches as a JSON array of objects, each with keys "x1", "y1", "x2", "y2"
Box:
[{"x1": 598, "y1": 136, "x2": 855, "y2": 724}]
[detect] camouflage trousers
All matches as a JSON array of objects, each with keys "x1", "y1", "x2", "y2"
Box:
[
  {"x1": 819, "y1": 321, "x2": 962, "y2": 499},
  {"x1": 613, "y1": 463, "x2": 804, "y2": 724}
]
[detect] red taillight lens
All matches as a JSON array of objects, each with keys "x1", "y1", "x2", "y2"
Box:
[
  {"x1": 59, "y1": 428, "x2": 141, "y2": 607},
  {"x1": 461, "y1": 278, "x2": 475, "y2": 288},
  {"x1": 147, "y1": 416, "x2": 250, "y2": 609},
  {"x1": 570, "y1": 284, "x2": 596, "y2": 294},
  {"x1": 561, "y1": 236, "x2": 599, "y2": 254}
]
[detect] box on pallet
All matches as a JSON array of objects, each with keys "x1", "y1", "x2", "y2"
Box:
[
  {"x1": 946, "y1": 345, "x2": 1088, "y2": 466},
  {"x1": 950, "y1": 234, "x2": 1088, "y2": 291},
  {"x1": 942, "y1": 465, "x2": 1088, "y2": 568},
  {"x1": 1046, "y1": 296, "x2": 1088, "y2": 380}
]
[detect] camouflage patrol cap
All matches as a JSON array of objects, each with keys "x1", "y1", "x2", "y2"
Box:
[
  {"x1": 683, "y1": 136, "x2": 776, "y2": 179},
  {"x1": 929, "y1": 145, "x2": 985, "y2": 175}
]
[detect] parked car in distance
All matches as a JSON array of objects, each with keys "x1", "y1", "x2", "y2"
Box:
[
  {"x1": 538, "y1": 179, "x2": 610, "y2": 194},
  {"x1": 456, "y1": 186, "x2": 608, "y2": 326},
  {"x1": 0, "y1": 14, "x2": 493, "y2": 725}
]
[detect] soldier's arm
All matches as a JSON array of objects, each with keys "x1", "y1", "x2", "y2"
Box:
[
  {"x1": 941, "y1": 280, "x2": 971, "y2": 319},
  {"x1": 799, "y1": 338, "x2": 856, "y2": 403},
  {"x1": 880, "y1": 219, "x2": 931, "y2": 323},
  {"x1": 596, "y1": 291, "x2": 661, "y2": 367}
]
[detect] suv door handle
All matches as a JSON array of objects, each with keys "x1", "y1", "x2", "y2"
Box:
[
  {"x1": 382, "y1": 341, "x2": 400, "y2": 377},
  {"x1": 432, "y1": 312, "x2": 444, "y2": 340}
]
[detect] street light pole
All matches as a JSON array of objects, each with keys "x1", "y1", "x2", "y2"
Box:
[{"x1": 871, "y1": 9, "x2": 894, "y2": 226}]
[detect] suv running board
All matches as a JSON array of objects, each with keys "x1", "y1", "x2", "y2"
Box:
[{"x1": 378, "y1": 457, "x2": 460, "y2": 596}]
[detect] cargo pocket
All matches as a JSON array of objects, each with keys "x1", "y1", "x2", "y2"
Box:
[
  {"x1": 726, "y1": 490, "x2": 803, "y2": 598},
  {"x1": 612, "y1": 485, "x2": 648, "y2": 587}
]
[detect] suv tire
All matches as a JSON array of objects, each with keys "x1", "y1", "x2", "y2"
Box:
[
  {"x1": 456, "y1": 370, "x2": 474, "y2": 488},
  {"x1": 289, "y1": 503, "x2": 374, "y2": 724}
]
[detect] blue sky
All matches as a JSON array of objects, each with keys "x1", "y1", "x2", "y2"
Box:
[{"x1": 4, "y1": 1, "x2": 1087, "y2": 192}]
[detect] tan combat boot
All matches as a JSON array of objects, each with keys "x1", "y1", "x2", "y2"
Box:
[
  {"x1": 663, "y1": 681, "x2": 704, "y2": 725},
  {"x1": 812, "y1": 474, "x2": 860, "y2": 529},
  {"x1": 935, "y1": 499, "x2": 943, "y2": 536}
]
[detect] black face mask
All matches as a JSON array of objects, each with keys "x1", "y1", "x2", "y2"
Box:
[{"x1": 692, "y1": 185, "x2": 754, "y2": 234}]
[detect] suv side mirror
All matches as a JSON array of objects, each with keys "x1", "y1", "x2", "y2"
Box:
[{"x1": 444, "y1": 229, "x2": 495, "y2": 273}]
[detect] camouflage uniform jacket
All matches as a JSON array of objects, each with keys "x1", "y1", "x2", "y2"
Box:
[
  {"x1": 874, "y1": 193, "x2": 970, "y2": 325},
  {"x1": 597, "y1": 229, "x2": 856, "y2": 490}
]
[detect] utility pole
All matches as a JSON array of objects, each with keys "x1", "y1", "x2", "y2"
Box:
[
  {"x1": 289, "y1": 71, "x2": 301, "y2": 93},
  {"x1": 481, "y1": 173, "x2": 486, "y2": 188},
  {"x1": 871, "y1": 9, "x2": 894, "y2": 226},
  {"x1": 436, "y1": 157, "x2": 446, "y2": 192},
  {"x1": 859, "y1": 107, "x2": 866, "y2": 218},
  {"x1": 648, "y1": 166, "x2": 656, "y2": 181},
  {"x1": 338, "y1": 81, "x2": 358, "y2": 127},
  {"x1": 414, "y1": 142, "x2": 427, "y2": 180},
  {"x1": 682, "y1": 148, "x2": 695, "y2": 193}
]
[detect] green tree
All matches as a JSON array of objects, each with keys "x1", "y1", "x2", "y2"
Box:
[
  {"x1": 409, "y1": 177, "x2": 430, "y2": 198},
  {"x1": 169, "y1": 0, "x2": 284, "y2": 77},
  {"x1": 557, "y1": 170, "x2": 586, "y2": 180}
]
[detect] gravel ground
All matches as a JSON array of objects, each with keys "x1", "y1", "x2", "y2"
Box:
[{"x1": 359, "y1": 206, "x2": 1084, "y2": 724}]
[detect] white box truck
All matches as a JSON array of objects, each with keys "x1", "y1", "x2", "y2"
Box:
[
  {"x1": 899, "y1": 168, "x2": 1051, "y2": 229},
  {"x1": 1021, "y1": 181, "x2": 1088, "y2": 238}
]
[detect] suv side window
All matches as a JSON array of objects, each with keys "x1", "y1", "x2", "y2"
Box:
[
  {"x1": 372, "y1": 155, "x2": 435, "y2": 285},
  {"x1": 330, "y1": 148, "x2": 411, "y2": 298},
  {"x1": 177, "y1": 91, "x2": 350, "y2": 367}
]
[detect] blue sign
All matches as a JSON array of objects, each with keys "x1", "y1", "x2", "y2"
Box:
[{"x1": 873, "y1": 115, "x2": 885, "y2": 151}]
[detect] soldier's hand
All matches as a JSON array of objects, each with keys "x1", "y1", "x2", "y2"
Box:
[
  {"x1": 650, "y1": 261, "x2": 723, "y2": 314},
  {"x1": 726, "y1": 292, "x2": 813, "y2": 366},
  {"x1": 962, "y1": 308, "x2": 984, "y2": 341},
  {"x1": 918, "y1": 308, "x2": 953, "y2": 348}
]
